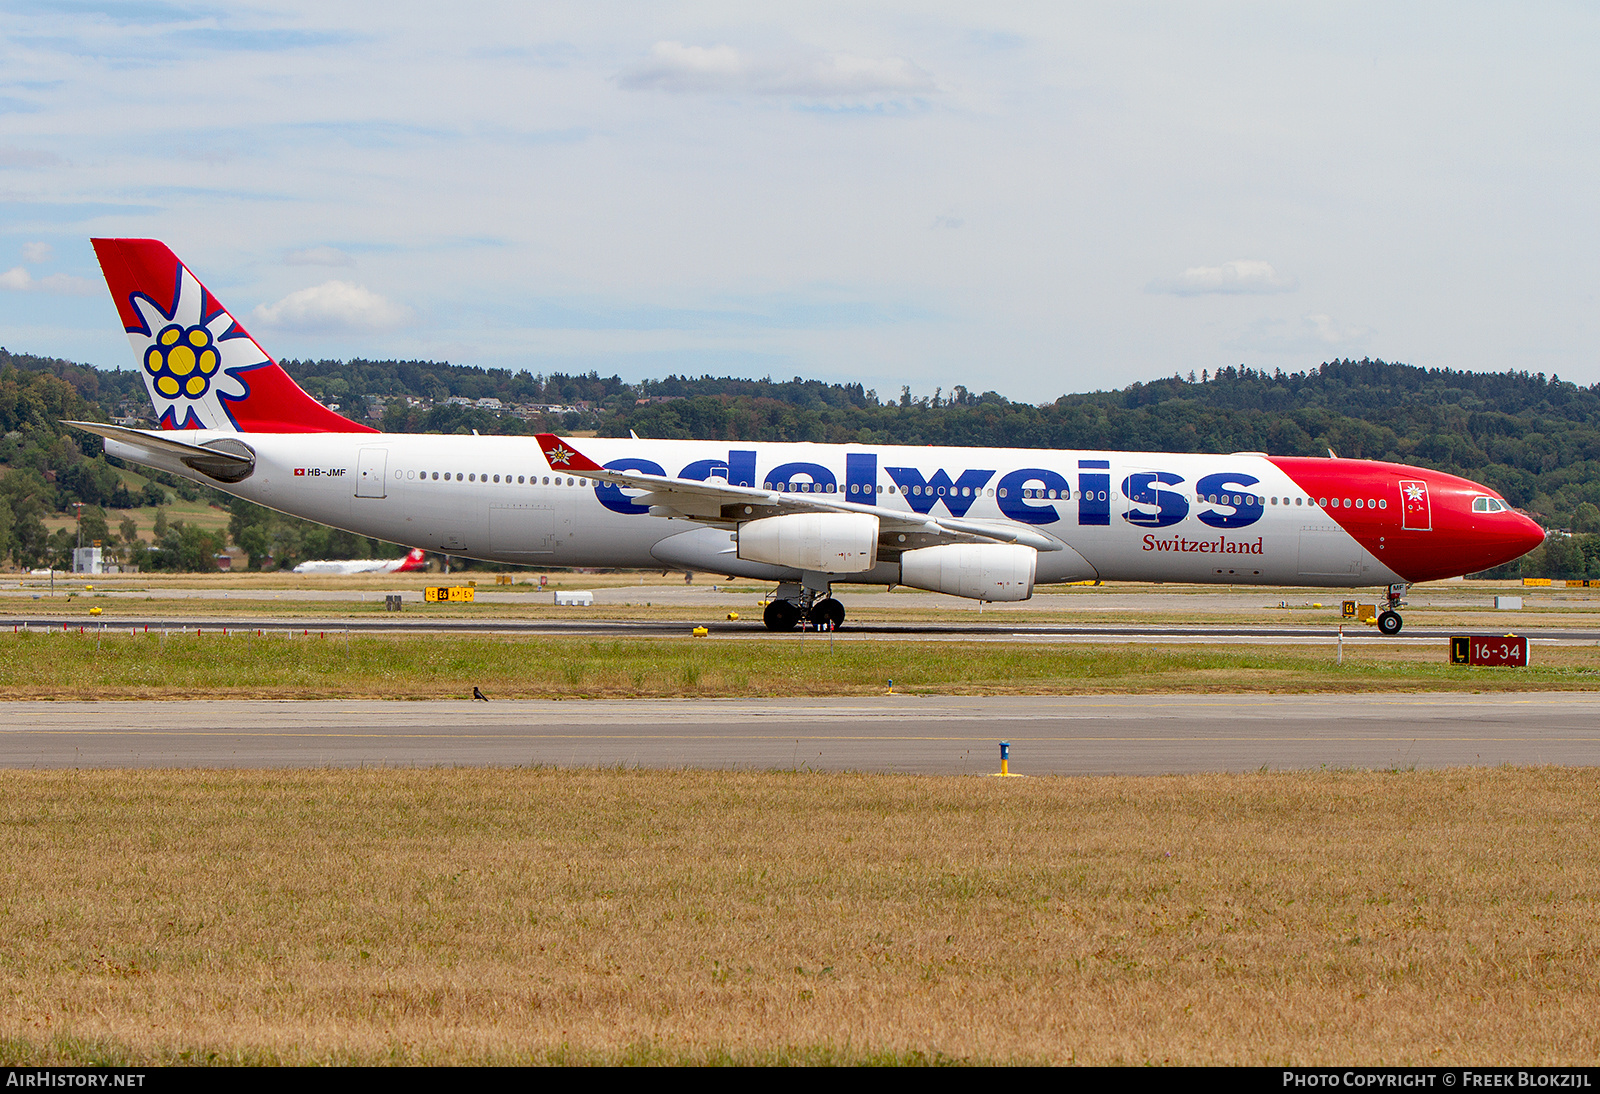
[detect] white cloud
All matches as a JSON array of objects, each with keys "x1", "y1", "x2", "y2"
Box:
[
  {"x1": 1147, "y1": 260, "x2": 1298, "y2": 296},
  {"x1": 1228, "y1": 313, "x2": 1370, "y2": 354},
  {"x1": 0, "y1": 266, "x2": 93, "y2": 294},
  {"x1": 251, "y1": 281, "x2": 412, "y2": 332},
  {"x1": 283, "y1": 246, "x2": 354, "y2": 267},
  {"x1": 1301, "y1": 313, "x2": 1368, "y2": 345},
  {"x1": 618, "y1": 41, "x2": 936, "y2": 98},
  {"x1": 21, "y1": 242, "x2": 53, "y2": 264}
]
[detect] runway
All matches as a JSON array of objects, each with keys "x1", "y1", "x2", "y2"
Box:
[
  {"x1": 11, "y1": 616, "x2": 1600, "y2": 643},
  {"x1": 4, "y1": 694, "x2": 1597, "y2": 774}
]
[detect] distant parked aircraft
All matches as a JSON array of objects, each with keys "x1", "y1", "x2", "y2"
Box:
[{"x1": 293, "y1": 547, "x2": 428, "y2": 575}]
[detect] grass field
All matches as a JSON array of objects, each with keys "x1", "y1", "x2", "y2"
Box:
[
  {"x1": 2, "y1": 630, "x2": 1598, "y2": 698},
  {"x1": 7, "y1": 574, "x2": 1599, "y2": 634},
  {"x1": 9, "y1": 592, "x2": 1600, "y2": 634},
  {"x1": 0, "y1": 767, "x2": 1595, "y2": 1065}
]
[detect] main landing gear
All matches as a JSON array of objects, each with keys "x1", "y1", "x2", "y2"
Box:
[
  {"x1": 762, "y1": 583, "x2": 845, "y2": 632},
  {"x1": 1376, "y1": 582, "x2": 1408, "y2": 636}
]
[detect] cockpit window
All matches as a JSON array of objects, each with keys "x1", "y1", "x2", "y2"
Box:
[{"x1": 1473, "y1": 496, "x2": 1508, "y2": 513}]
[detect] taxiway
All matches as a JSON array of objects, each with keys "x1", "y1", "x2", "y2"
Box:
[{"x1": 5, "y1": 694, "x2": 1595, "y2": 774}]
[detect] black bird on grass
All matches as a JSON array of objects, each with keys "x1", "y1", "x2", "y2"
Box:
[{"x1": 473, "y1": 686, "x2": 488, "y2": 702}]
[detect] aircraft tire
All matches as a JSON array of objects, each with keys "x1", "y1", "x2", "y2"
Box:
[
  {"x1": 809, "y1": 598, "x2": 845, "y2": 631},
  {"x1": 1377, "y1": 610, "x2": 1403, "y2": 636},
  {"x1": 764, "y1": 600, "x2": 801, "y2": 632}
]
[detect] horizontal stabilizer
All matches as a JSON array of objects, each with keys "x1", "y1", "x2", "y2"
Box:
[{"x1": 62, "y1": 420, "x2": 256, "y2": 483}]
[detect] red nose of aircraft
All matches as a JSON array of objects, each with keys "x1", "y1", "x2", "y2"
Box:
[
  {"x1": 1453, "y1": 490, "x2": 1547, "y2": 577},
  {"x1": 1509, "y1": 510, "x2": 1548, "y2": 562}
]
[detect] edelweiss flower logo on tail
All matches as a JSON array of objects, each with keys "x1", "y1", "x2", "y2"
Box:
[
  {"x1": 145, "y1": 323, "x2": 221, "y2": 399},
  {"x1": 125, "y1": 264, "x2": 267, "y2": 430}
]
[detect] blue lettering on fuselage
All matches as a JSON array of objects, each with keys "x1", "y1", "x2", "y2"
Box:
[
  {"x1": 680, "y1": 449, "x2": 756, "y2": 488},
  {"x1": 589, "y1": 449, "x2": 1266, "y2": 532},
  {"x1": 1195, "y1": 472, "x2": 1264, "y2": 529},
  {"x1": 1121, "y1": 472, "x2": 1189, "y2": 528},
  {"x1": 997, "y1": 468, "x2": 1069, "y2": 525},
  {"x1": 765, "y1": 461, "x2": 838, "y2": 493},
  {"x1": 885, "y1": 466, "x2": 995, "y2": 517},
  {"x1": 1077, "y1": 460, "x2": 1110, "y2": 526},
  {"x1": 846, "y1": 453, "x2": 877, "y2": 504},
  {"x1": 596, "y1": 457, "x2": 667, "y2": 514}
]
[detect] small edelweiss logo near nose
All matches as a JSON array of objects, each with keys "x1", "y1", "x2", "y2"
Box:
[{"x1": 145, "y1": 323, "x2": 221, "y2": 399}]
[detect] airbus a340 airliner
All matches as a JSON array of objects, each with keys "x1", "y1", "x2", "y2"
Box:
[{"x1": 71, "y1": 239, "x2": 1545, "y2": 633}]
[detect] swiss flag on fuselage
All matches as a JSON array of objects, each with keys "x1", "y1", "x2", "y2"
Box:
[{"x1": 1398, "y1": 480, "x2": 1431, "y2": 531}]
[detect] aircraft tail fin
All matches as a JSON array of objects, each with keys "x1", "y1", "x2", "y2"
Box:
[
  {"x1": 91, "y1": 238, "x2": 377, "y2": 434},
  {"x1": 395, "y1": 548, "x2": 427, "y2": 572}
]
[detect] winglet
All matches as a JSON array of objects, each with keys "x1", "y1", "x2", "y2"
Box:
[{"x1": 536, "y1": 433, "x2": 604, "y2": 472}]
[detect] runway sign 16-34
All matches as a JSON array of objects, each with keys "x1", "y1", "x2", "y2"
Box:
[{"x1": 1450, "y1": 635, "x2": 1529, "y2": 666}]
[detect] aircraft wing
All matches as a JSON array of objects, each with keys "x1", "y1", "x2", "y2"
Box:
[{"x1": 535, "y1": 434, "x2": 1063, "y2": 553}]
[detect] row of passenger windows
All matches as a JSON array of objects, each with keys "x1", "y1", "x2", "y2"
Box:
[
  {"x1": 392, "y1": 470, "x2": 1391, "y2": 512},
  {"x1": 398, "y1": 471, "x2": 588, "y2": 485},
  {"x1": 1213, "y1": 494, "x2": 1390, "y2": 510},
  {"x1": 1283, "y1": 496, "x2": 1388, "y2": 509}
]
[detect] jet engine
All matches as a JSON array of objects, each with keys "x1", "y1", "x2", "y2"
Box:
[
  {"x1": 898, "y1": 543, "x2": 1037, "y2": 601},
  {"x1": 736, "y1": 512, "x2": 879, "y2": 573}
]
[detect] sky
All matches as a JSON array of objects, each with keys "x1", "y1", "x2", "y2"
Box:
[{"x1": 1, "y1": 1, "x2": 1597, "y2": 403}]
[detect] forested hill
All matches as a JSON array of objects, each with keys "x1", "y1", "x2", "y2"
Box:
[{"x1": 2, "y1": 347, "x2": 1596, "y2": 535}]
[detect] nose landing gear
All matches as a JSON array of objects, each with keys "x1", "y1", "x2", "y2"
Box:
[{"x1": 1376, "y1": 582, "x2": 1409, "y2": 636}]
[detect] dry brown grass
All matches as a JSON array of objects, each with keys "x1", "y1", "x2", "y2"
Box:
[{"x1": 1, "y1": 767, "x2": 1597, "y2": 1065}]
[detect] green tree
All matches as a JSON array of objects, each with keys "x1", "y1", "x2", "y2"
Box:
[
  {"x1": 46, "y1": 527, "x2": 74, "y2": 571},
  {"x1": 236, "y1": 523, "x2": 271, "y2": 570},
  {"x1": 8, "y1": 495, "x2": 48, "y2": 567},
  {"x1": 149, "y1": 521, "x2": 222, "y2": 572},
  {"x1": 77, "y1": 505, "x2": 110, "y2": 550}
]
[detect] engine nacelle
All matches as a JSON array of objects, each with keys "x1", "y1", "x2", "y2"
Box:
[
  {"x1": 898, "y1": 543, "x2": 1037, "y2": 601},
  {"x1": 736, "y1": 512, "x2": 879, "y2": 573}
]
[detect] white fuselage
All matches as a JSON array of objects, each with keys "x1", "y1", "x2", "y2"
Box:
[{"x1": 109, "y1": 431, "x2": 1416, "y2": 590}]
